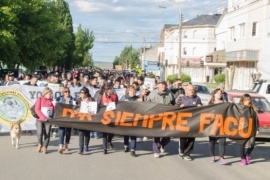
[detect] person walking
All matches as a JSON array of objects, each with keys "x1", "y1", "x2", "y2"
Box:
[
  {"x1": 76, "y1": 87, "x2": 94, "y2": 154},
  {"x1": 208, "y1": 88, "x2": 227, "y2": 164},
  {"x1": 147, "y1": 80, "x2": 175, "y2": 158},
  {"x1": 94, "y1": 84, "x2": 118, "y2": 154},
  {"x1": 238, "y1": 94, "x2": 260, "y2": 165},
  {"x1": 56, "y1": 87, "x2": 76, "y2": 154},
  {"x1": 35, "y1": 87, "x2": 54, "y2": 154},
  {"x1": 123, "y1": 86, "x2": 139, "y2": 157},
  {"x1": 176, "y1": 84, "x2": 202, "y2": 161}
]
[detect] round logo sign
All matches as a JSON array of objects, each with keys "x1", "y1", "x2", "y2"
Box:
[{"x1": 0, "y1": 90, "x2": 31, "y2": 126}]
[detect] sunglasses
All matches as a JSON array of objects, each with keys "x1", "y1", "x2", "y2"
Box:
[
  {"x1": 80, "y1": 92, "x2": 85, "y2": 94},
  {"x1": 64, "y1": 91, "x2": 70, "y2": 93}
]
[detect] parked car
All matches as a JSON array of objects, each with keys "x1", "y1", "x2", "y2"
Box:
[
  {"x1": 227, "y1": 92, "x2": 270, "y2": 138},
  {"x1": 193, "y1": 83, "x2": 211, "y2": 105}
]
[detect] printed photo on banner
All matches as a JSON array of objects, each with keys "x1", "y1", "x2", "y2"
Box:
[
  {"x1": 144, "y1": 77, "x2": 155, "y2": 90},
  {"x1": 80, "y1": 101, "x2": 98, "y2": 114}
]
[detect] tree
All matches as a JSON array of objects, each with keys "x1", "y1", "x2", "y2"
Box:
[
  {"x1": 112, "y1": 56, "x2": 120, "y2": 69},
  {"x1": 115, "y1": 46, "x2": 140, "y2": 70},
  {"x1": 0, "y1": 0, "x2": 19, "y2": 69},
  {"x1": 73, "y1": 25, "x2": 95, "y2": 67}
]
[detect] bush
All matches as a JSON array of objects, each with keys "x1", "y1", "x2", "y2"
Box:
[
  {"x1": 167, "y1": 73, "x2": 191, "y2": 84},
  {"x1": 214, "y1": 73, "x2": 225, "y2": 83}
]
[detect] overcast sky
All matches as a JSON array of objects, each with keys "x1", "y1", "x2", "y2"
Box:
[{"x1": 66, "y1": 0, "x2": 227, "y2": 63}]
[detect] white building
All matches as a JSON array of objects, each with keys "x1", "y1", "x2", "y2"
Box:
[
  {"x1": 160, "y1": 15, "x2": 222, "y2": 82},
  {"x1": 216, "y1": 0, "x2": 270, "y2": 90}
]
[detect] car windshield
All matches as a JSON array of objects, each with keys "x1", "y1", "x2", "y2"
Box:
[
  {"x1": 232, "y1": 97, "x2": 270, "y2": 112},
  {"x1": 194, "y1": 85, "x2": 210, "y2": 94}
]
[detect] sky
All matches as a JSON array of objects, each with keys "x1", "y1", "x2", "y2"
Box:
[{"x1": 66, "y1": 0, "x2": 227, "y2": 63}]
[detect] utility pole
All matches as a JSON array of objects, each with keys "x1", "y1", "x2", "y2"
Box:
[{"x1": 178, "y1": 10, "x2": 182, "y2": 78}]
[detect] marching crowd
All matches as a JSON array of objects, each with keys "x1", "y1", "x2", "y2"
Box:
[{"x1": 2, "y1": 69, "x2": 259, "y2": 165}]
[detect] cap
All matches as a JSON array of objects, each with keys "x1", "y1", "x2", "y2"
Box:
[{"x1": 157, "y1": 79, "x2": 167, "y2": 85}]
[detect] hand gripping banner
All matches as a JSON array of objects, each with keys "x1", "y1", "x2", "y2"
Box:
[{"x1": 49, "y1": 101, "x2": 257, "y2": 140}]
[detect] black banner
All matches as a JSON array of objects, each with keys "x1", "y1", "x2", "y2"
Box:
[{"x1": 49, "y1": 102, "x2": 256, "y2": 139}]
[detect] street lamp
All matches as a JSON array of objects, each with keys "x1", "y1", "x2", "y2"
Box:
[{"x1": 159, "y1": 0, "x2": 182, "y2": 78}]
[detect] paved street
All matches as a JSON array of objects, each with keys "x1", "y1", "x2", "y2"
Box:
[{"x1": 0, "y1": 132, "x2": 270, "y2": 180}]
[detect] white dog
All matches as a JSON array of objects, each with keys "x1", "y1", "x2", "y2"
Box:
[{"x1": 10, "y1": 121, "x2": 22, "y2": 149}]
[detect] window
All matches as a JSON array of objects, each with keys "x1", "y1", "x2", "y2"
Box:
[
  {"x1": 183, "y1": 47, "x2": 187, "y2": 55},
  {"x1": 239, "y1": 23, "x2": 245, "y2": 37},
  {"x1": 193, "y1": 30, "x2": 197, "y2": 38},
  {"x1": 183, "y1": 31, "x2": 187, "y2": 38},
  {"x1": 230, "y1": 26, "x2": 235, "y2": 40},
  {"x1": 252, "y1": 22, "x2": 257, "y2": 36}
]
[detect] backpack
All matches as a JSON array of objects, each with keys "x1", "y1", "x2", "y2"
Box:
[{"x1": 31, "y1": 97, "x2": 40, "y2": 118}]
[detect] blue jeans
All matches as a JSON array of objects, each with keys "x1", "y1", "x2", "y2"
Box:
[
  {"x1": 58, "y1": 127, "x2": 71, "y2": 146},
  {"x1": 124, "y1": 135, "x2": 136, "y2": 151}
]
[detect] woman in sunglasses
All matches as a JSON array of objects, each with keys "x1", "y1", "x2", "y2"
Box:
[
  {"x1": 76, "y1": 87, "x2": 95, "y2": 154},
  {"x1": 56, "y1": 87, "x2": 76, "y2": 154}
]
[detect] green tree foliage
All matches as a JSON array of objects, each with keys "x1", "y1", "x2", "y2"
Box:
[
  {"x1": 113, "y1": 56, "x2": 120, "y2": 69},
  {"x1": 73, "y1": 25, "x2": 95, "y2": 67},
  {"x1": 0, "y1": 0, "x2": 18, "y2": 68},
  {"x1": 167, "y1": 73, "x2": 191, "y2": 84},
  {"x1": 114, "y1": 46, "x2": 140, "y2": 69},
  {"x1": 214, "y1": 73, "x2": 225, "y2": 83}
]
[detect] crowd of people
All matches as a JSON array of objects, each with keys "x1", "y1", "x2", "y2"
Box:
[{"x1": 1, "y1": 68, "x2": 259, "y2": 165}]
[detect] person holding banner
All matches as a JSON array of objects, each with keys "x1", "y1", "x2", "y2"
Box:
[
  {"x1": 94, "y1": 84, "x2": 118, "y2": 154},
  {"x1": 35, "y1": 87, "x2": 54, "y2": 154},
  {"x1": 147, "y1": 79, "x2": 175, "y2": 158},
  {"x1": 56, "y1": 87, "x2": 76, "y2": 154},
  {"x1": 76, "y1": 87, "x2": 94, "y2": 154},
  {"x1": 123, "y1": 86, "x2": 139, "y2": 157},
  {"x1": 208, "y1": 88, "x2": 227, "y2": 164},
  {"x1": 238, "y1": 94, "x2": 260, "y2": 165},
  {"x1": 177, "y1": 84, "x2": 202, "y2": 161}
]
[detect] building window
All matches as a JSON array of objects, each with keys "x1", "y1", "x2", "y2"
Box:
[
  {"x1": 193, "y1": 30, "x2": 197, "y2": 38},
  {"x1": 252, "y1": 22, "x2": 258, "y2": 36},
  {"x1": 183, "y1": 31, "x2": 187, "y2": 38},
  {"x1": 183, "y1": 47, "x2": 187, "y2": 55},
  {"x1": 239, "y1": 23, "x2": 245, "y2": 37},
  {"x1": 192, "y1": 47, "x2": 196, "y2": 55},
  {"x1": 230, "y1": 26, "x2": 235, "y2": 40}
]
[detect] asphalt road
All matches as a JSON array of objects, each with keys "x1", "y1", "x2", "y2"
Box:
[{"x1": 0, "y1": 132, "x2": 270, "y2": 180}]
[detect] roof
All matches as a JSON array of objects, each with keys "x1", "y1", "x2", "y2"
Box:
[{"x1": 182, "y1": 14, "x2": 222, "y2": 26}]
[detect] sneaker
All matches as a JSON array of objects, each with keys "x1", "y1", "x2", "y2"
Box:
[
  {"x1": 183, "y1": 155, "x2": 192, "y2": 161},
  {"x1": 103, "y1": 149, "x2": 107, "y2": 154},
  {"x1": 124, "y1": 146, "x2": 129, "y2": 152},
  {"x1": 246, "y1": 155, "x2": 251, "y2": 164},
  {"x1": 218, "y1": 158, "x2": 225, "y2": 165},
  {"x1": 160, "y1": 146, "x2": 165, "y2": 153},
  {"x1": 154, "y1": 153, "x2": 160, "y2": 158},
  {"x1": 52, "y1": 132, "x2": 57, "y2": 138},
  {"x1": 241, "y1": 159, "x2": 247, "y2": 165},
  {"x1": 108, "y1": 142, "x2": 114, "y2": 150},
  {"x1": 130, "y1": 151, "x2": 136, "y2": 157},
  {"x1": 178, "y1": 153, "x2": 184, "y2": 158},
  {"x1": 210, "y1": 156, "x2": 215, "y2": 163},
  {"x1": 84, "y1": 146, "x2": 89, "y2": 152}
]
